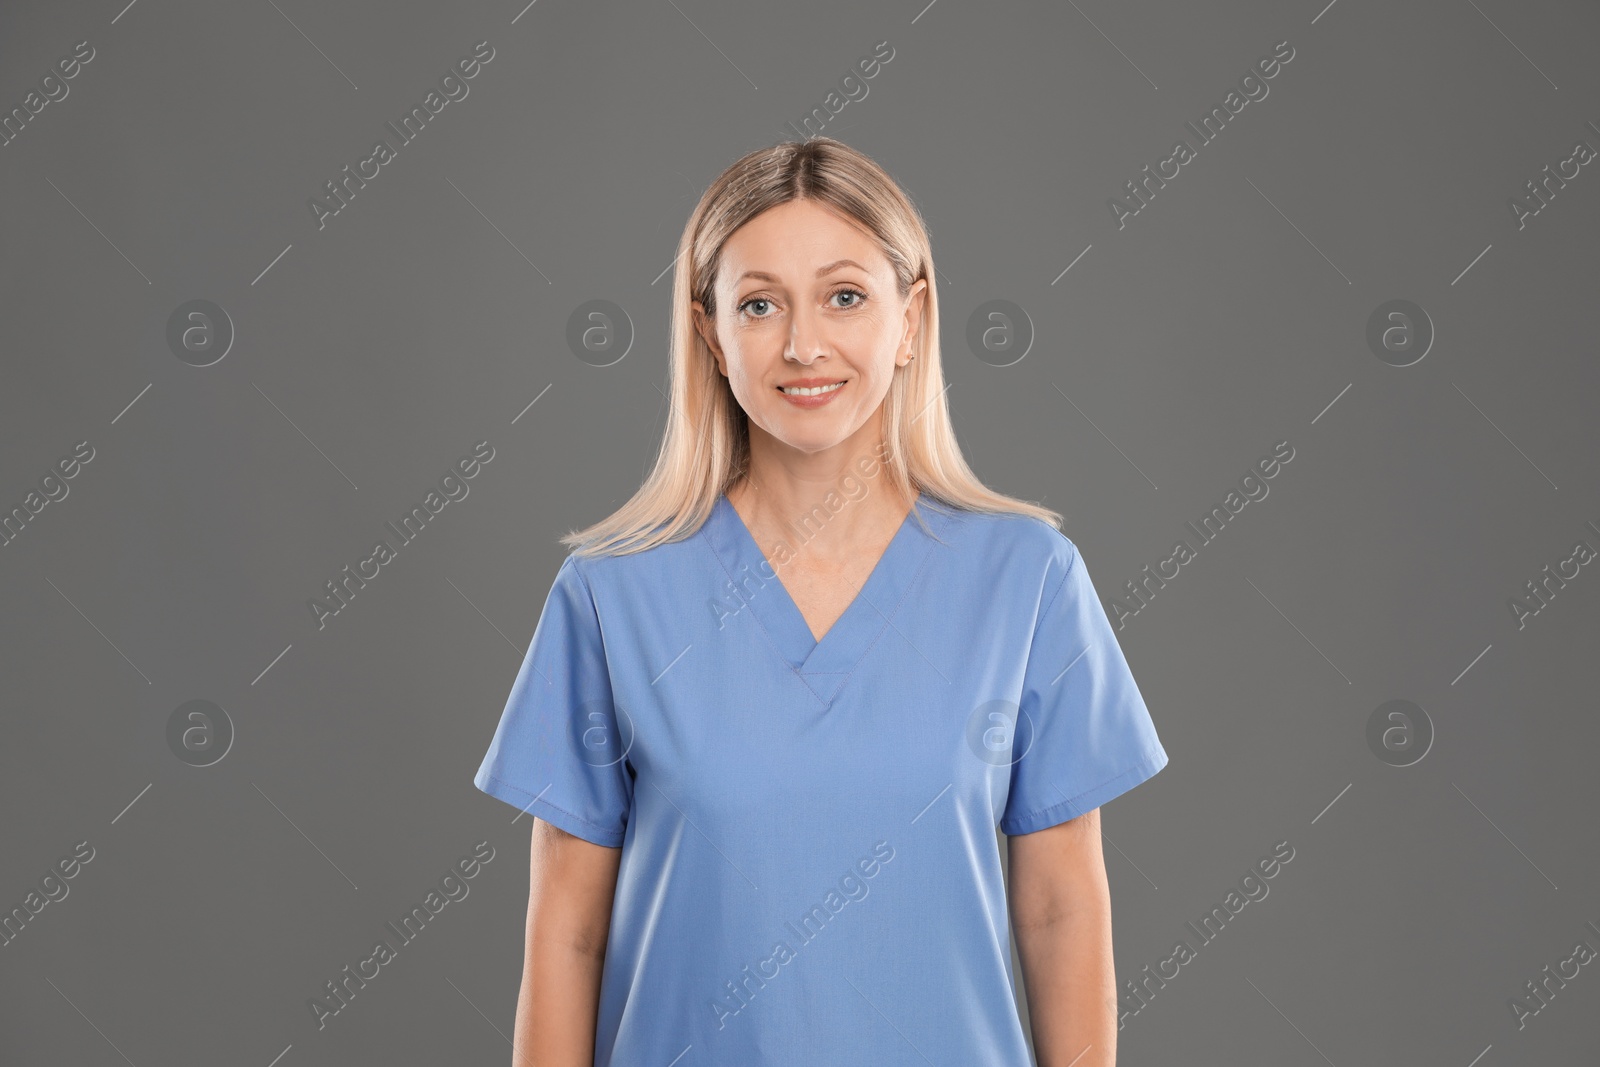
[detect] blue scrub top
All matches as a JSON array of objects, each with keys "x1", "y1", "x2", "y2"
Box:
[{"x1": 474, "y1": 491, "x2": 1168, "y2": 1065}]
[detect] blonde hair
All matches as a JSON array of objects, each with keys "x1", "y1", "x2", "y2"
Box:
[{"x1": 562, "y1": 136, "x2": 1063, "y2": 556}]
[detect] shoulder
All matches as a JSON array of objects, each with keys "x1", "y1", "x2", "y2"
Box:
[
  {"x1": 921, "y1": 500, "x2": 1080, "y2": 599},
  {"x1": 559, "y1": 525, "x2": 708, "y2": 596},
  {"x1": 924, "y1": 499, "x2": 1078, "y2": 564}
]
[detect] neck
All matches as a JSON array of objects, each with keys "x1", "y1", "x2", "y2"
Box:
[{"x1": 729, "y1": 437, "x2": 914, "y2": 567}]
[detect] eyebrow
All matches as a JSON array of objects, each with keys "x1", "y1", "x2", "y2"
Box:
[{"x1": 734, "y1": 259, "x2": 870, "y2": 285}]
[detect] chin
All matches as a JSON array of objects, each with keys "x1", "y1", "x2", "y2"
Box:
[{"x1": 771, "y1": 427, "x2": 850, "y2": 454}]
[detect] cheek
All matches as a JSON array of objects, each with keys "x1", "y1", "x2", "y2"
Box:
[{"x1": 721, "y1": 347, "x2": 770, "y2": 403}]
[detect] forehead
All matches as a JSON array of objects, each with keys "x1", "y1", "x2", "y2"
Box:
[{"x1": 719, "y1": 200, "x2": 888, "y2": 285}]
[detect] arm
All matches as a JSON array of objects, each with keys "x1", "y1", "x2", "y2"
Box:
[
  {"x1": 512, "y1": 818, "x2": 622, "y2": 1067},
  {"x1": 1008, "y1": 807, "x2": 1117, "y2": 1067}
]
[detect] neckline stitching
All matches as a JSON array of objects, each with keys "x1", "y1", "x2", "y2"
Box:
[{"x1": 697, "y1": 516, "x2": 830, "y2": 709}]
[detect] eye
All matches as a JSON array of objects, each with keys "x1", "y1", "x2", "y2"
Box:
[
  {"x1": 735, "y1": 296, "x2": 775, "y2": 318},
  {"x1": 734, "y1": 287, "x2": 867, "y2": 319}
]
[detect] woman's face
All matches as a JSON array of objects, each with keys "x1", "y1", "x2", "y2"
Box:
[{"x1": 692, "y1": 198, "x2": 927, "y2": 457}]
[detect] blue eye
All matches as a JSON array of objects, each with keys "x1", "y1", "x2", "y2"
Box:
[{"x1": 735, "y1": 287, "x2": 867, "y2": 318}]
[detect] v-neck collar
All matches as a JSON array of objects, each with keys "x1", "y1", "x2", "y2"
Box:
[{"x1": 702, "y1": 490, "x2": 940, "y2": 704}]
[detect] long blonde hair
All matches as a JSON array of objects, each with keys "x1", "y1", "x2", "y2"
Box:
[{"x1": 562, "y1": 136, "x2": 1063, "y2": 556}]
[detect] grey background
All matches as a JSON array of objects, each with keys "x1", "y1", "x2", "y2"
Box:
[{"x1": 3, "y1": 0, "x2": 1598, "y2": 1064}]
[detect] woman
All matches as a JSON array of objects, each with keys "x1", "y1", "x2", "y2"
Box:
[{"x1": 473, "y1": 136, "x2": 1169, "y2": 1066}]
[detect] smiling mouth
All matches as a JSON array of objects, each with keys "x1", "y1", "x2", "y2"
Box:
[{"x1": 777, "y1": 381, "x2": 846, "y2": 397}]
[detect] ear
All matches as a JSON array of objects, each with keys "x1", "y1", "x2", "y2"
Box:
[
  {"x1": 691, "y1": 300, "x2": 728, "y2": 375},
  {"x1": 898, "y1": 279, "x2": 928, "y2": 366}
]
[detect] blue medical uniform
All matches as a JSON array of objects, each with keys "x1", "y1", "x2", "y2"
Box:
[{"x1": 474, "y1": 491, "x2": 1169, "y2": 1065}]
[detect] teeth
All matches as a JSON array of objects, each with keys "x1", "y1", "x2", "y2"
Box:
[{"x1": 780, "y1": 381, "x2": 845, "y2": 397}]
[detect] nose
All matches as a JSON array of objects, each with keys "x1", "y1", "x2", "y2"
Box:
[{"x1": 784, "y1": 302, "x2": 827, "y2": 364}]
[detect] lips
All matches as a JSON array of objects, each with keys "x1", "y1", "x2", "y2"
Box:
[
  {"x1": 777, "y1": 377, "x2": 846, "y2": 389},
  {"x1": 778, "y1": 380, "x2": 845, "y2": 397}
]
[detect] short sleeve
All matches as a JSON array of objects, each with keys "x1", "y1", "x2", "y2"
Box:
[
  {"x1": 473, "y1": 555, "x2": 633, "y2": 847},
  {"x1": 999, "y1": 538, "x2": 1169, "y2": 835}
]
